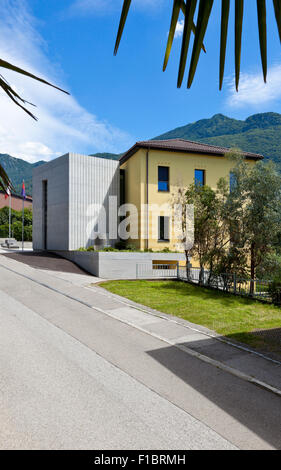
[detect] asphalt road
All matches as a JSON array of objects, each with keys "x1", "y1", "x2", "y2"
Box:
[{"x1": 0, "y1": 255, "x2": 280, "y2": 450}]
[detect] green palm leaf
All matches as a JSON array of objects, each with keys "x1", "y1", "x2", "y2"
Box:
[
  {"x1": 187, "y1": 0, "x2": 214, "y2": 88},
  {"x1": 163, "y1": 0, "x2": 182, "y2": 72},
  {"x1": 235, "y1": 0, "x2": 244, "y2": 92},
  {"x1": 273, "y1": 0, "x2": 281, "y2": 42},
  {"x1": 178, "y1": 0, "x2": 198, "y2": 87},
  {"x1": 114, "y1": 0, "x2": 132, "y2": 55},
  {"x1": 0, "y1": 58, "x2": 69, "y2": 120},
  {"x1": 180, "y1": 1, "x2": 206, "y2": 53},
  {"x1": 0, "y1": 59, "x2": 69, "y2": 94},
  {"x1": 219, "y1": 0, "x2": 230, "y2": 90},
  {"x1": 0, "y1": 164, "x2": 12, "y2": 193},
  {"x1": 257, "y1": 0, "x2": 267, "y2": 83},
  {"x1": 115, "y1": 0, "x2": 281, "y2": 90}
]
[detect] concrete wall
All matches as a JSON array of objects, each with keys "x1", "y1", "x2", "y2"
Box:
[
  {"x1": 68, "y1": 154, "x2": 119, "y2": 250},
  {"x1": 33, "y1": 153, "x2": 120, "y2": 251},
  {"x1": 33, "y1": 154, "x2": 69, "y2": 251},
  {"x1": 56, "y1": 251, "x2": 185, "y2": 279}
]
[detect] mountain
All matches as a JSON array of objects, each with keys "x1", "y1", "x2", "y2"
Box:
[
  {"x1": 154, "y1": 112, "x2": 281, "y2": 168},
  {"x1": 1, "y1": 112, "x2": 281, "y2": 196},
  {"x1": 0, "y1": 154, "x2": 45, "y2": 196}
]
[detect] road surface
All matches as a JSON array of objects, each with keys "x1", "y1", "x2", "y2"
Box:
[{"x1": 0, "y1": 253, "x2": 280, "y2": 450}]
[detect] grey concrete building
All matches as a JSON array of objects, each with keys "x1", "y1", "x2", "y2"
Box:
[{"x1": 33, "y1": 153, "x2": 119, "y2": 251}]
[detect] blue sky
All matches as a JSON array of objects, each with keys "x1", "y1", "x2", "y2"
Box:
[{"x1": 0, "y1": 0, "x2": 281, "y2": 162}]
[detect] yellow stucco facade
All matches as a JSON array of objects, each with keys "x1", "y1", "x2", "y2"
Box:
[{"x1": 120, "y1": 146, "x2": 257, "y2": 253}]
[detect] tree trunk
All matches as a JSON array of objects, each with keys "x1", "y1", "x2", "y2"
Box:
[
  {"x1": 199, "y1": 264, "x2": 204, "y2": 286},
  {"x1": 250, "y1": 242, "x2": 255, "y2": 295}
]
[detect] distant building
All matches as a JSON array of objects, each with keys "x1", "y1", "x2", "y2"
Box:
[
  {"x1": 0, "y1": 191, "x2": 32, "y2": 211},
  {"x1": 32, "y1": 140, "x2": 263, "y2": 252}
]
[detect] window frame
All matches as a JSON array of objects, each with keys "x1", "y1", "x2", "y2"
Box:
[
  {"x1": 158, "y1": 215, "x2": 170, "y2": 242},
  {"x1": 158, "y1": 166, "x2": 170, "y2": 193},
  {"x1": 194, "y1": 169, "x2": 205, "y2": 187}
]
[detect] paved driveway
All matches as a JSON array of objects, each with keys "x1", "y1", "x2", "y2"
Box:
[{"x1": 0, "y1": 253, "x2": 280, "y2": 450}]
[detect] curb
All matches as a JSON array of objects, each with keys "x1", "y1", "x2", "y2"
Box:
[
  {"x1": 1, "y1": 260, "x2": 281, "y2": 399},
  {"x1": 94, "y1": 284, "x2": 281, "y2": 367}
]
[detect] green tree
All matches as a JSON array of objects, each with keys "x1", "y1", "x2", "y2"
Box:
[
  {"x1": 185, "y1": 183, "x2": 223, "y2": 284},
  {"x1": 224, "y1": 156, "x2": 281, "y2": 282},
  {"x1": 0, "y1": 207, "x2": 32, "y2": 240}
]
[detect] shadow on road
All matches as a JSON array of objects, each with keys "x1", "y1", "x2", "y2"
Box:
[
  {"x1": 1, "y1": 251, "x2": 88, "y2": 275},
  {"x1": 147, "y1": 343, "x2": 281, "y2": 449}
]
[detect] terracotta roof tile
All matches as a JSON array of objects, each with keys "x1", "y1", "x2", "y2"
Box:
[{"x1": 119, "y1": 138, "x2": 264, "y2": 164}]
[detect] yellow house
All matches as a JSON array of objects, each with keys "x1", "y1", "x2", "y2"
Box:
[{"x1": 120, "y1": 138, "x2": 263, "y2": 252}]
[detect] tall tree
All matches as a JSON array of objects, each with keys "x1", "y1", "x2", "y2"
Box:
[
  {"x1": 225, "y1": 156, "x2": 281, "y2": 281},
  {"x1": 185, "y1": 183, "x2": 222, "y2": 284}
]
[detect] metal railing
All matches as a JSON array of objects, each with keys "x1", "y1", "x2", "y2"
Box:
[
  {"x1": 136, "y1": 263, "x2": 178, "y2": 279},
  {"x1": 136, "y1": 263, "x2": 271, "y2": 300},
  {"x1": 178, "y1": 266, "x2": 271, "y2": 299}
]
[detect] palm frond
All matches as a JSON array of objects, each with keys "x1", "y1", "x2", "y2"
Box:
[
  {"x1": 178, "y1": 0, "x2": 198, "y2": 87},
  {"x1": 273, "y1": 0, "x2": 281, "y2": 42},
  {"x1": 0, "y1": 59, "x2": 69, "y2": 95},
  {"x1": 0, "y1": 75, "x2": 37, "y2": 120},
  {"x1": 0, "y1": 164, "x2": 12, "y2": 193},
  {"x1": 187, "y1": 0, "x2": 214, "y2": 88},
  {"x1": 235, "y1": 0, "x2": 244, "y2": 92},
  {"x1": 163, "y1": 0, "x2": 182, "y2": 71},
  {"x1": 114, "y1": 0, "x2": 132, "y2": 55},
  {"x1": 115, "y1": 0, "x2": 281, "y2": 90},
  {"x1": 0, "y1": 58, "x2": 69, "y2": 119},
  {"x1": 180, "y1": 1, "x2": 206, "y2": 53},
  {"x1": 257, "y1": 0, "x2": 267, "y2": 83},
  {"x1": 219, "y1": 0, "x2": 230, "y2": 90}
]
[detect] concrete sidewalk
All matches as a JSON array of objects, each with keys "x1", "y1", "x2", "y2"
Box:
[{"x1": 0, "y1": 253, "x2": 280, "y2": 396}]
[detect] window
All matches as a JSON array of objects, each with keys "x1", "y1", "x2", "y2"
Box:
[
  {"x1": 120, "y1": 169, "x2": 125, "y2": 206},
  {"x1": 229, "y1": 172, "x2": 237, "y2": 192},
  {"x1": 195, "y1": 169, "x2": 205, "y2": 186},
  {"x1": 158, "y1": 216, "x2": 170, "y2": 242},
  {"x1": 158, "y1": 166, "x2": 169, "y2": 192},
  {"x1": 42, "y1": 180, "x2": 48, "y2": 250}
]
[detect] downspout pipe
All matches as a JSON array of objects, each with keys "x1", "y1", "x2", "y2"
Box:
[{"x1": 146, "y1": 148, "x2": 149, "y2": 250}]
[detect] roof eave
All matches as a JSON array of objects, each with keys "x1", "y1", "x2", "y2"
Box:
[{"x1": 119, "y1": 143, "x2": 263, "y2": 164}]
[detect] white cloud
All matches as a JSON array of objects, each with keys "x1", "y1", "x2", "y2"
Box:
[
  {"x1": 175, "y1": 20, "x2": 184, "y2": 39},
  {"x1": 226, "y1": 63, "x2": 281, "y2": 108},
  {"x1": 0, "y1": 0, "x2": 132, "y2": 163}
]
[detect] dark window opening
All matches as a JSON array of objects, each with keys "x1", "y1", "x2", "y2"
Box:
[
  {"x1": 158, "y1": 166, "x2": 169, "y2": 192},
  {"x1": 158, "y1": 216, "x2": 170, "y2": 242},
  {"x1": 42, "y1": 180, "x2": 48, "y2": 250},
  {"x1": 120, "y1": 169, "x2": 125, "y2": 206},
  {"x1": 195, "y1": 169, "x2": 205, "y2": 186}
]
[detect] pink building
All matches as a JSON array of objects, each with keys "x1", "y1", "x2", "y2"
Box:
[{"x1": 0, "y1": 191, "x2": 32, "y2": 211}]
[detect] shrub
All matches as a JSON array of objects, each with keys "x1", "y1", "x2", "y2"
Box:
[
  {"x1": 268, "y1": 279, "x2": 281, "y2": 305},
  {"x1": 114, "y1": 241, "x2": 127, "y2": 250},
  {"x1": 87, "y1": 246, "x2": 95, "y2": 252},
  {"x1": 0, "y1": 224, "x2": 9, "y2": 237},
  {"x1": 0, "y1": 207, "x2": 32, "y2": 226},
  {"x1": 161, "y1": 247, "x2": 171, "y2": 253},
  {"x1": 126, "y1": 244, "x2": 137, "y2": 251}
]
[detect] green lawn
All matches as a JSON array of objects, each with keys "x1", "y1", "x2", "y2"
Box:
[{"x1": 100, "y1": 280, "x2": 281, "y2": 356}]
